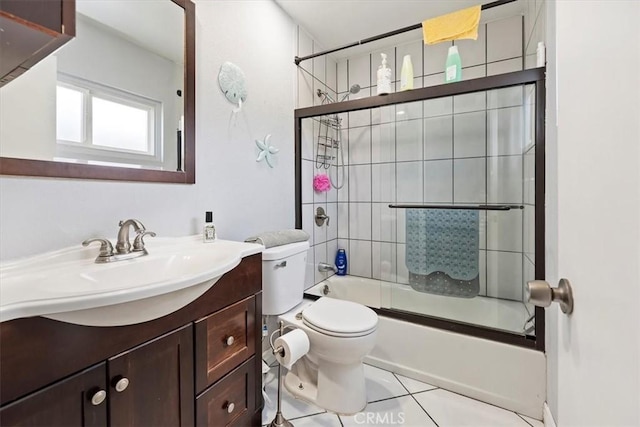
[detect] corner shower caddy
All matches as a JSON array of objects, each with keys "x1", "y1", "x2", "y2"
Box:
[{"x1": 294, "y1": 67, "x2": 547, "y2": 351}]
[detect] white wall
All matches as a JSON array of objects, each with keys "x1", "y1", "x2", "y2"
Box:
[{"x1": 0, "y1": 0, "x2": 297, "y2": 261}]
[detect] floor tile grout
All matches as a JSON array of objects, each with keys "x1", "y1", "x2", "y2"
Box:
[
  {"x1": 517, "y1": 412, "x2": 536, "y2": 427},
  {"x1": 367, "y1": 392, "x2": 411, "y2": 404},
  {"x1": 410, "y1": 392, "x2": 441, "y2": 427}
]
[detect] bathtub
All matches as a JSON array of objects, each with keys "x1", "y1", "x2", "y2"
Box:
[
  {"x1": 305, "y1": 275, "x2": 546, "y2": 420},
  {"x1": 306, "y1": 275, "x2": 530, "y2": 334}
]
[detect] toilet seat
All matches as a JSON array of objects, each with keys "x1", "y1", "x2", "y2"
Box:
[{"x1": 302, "y1": 297, "x2": 378, "y2": 338}]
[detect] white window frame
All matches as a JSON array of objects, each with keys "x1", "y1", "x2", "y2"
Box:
[{"x1": 56, "y1": 74, "x2": 163, "y2": 167}]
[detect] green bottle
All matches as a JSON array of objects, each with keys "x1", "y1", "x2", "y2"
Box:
[{"x1": 445, "y1": 46, "x2": 462, "y2": 83}]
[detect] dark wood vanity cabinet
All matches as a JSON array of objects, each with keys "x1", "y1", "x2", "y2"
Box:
[
  {"x1": 0, "y1": 254, "x2": 263, "y2": 427},
  {"x1": 0, "y1": 0, "x2": 75, "y2": 86},
  {"x1": 108, "y1": 325, "x2": 194, "y2": 427},
  {"x1": 0, "y1": 363, "x2": 107, "y2": 426}
]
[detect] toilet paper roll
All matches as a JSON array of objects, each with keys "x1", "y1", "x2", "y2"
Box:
[{"x1": 274, "y1": 329, "x2": 310, "y2": 369}]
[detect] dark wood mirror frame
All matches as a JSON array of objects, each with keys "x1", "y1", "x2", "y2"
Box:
[{"x1": 0, "y1": 0, "x2": 196, "y2": 184}]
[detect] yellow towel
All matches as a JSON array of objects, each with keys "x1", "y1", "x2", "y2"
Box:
[{"x1": 422, "y1": 5, "x2": 482, "y2": 45}]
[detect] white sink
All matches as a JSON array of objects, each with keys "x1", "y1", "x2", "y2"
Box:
[{"x1": 0, "y1": 236, "x2": 263, "y2": 326}]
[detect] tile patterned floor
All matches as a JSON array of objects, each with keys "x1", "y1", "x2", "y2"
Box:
[{"x1": 262, "y1": 362, "x2": 543, "y2": 427}]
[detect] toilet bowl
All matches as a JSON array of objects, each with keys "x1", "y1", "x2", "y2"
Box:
[
  {"x1": 279, "y1": 298, "x2": 377, "y2": 414},
  {"x1": 261, "y1": 241, "x2": 378, "y2": 415}
]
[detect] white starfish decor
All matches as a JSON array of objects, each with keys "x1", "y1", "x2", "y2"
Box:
[{"x1": 255, "y1": 134, "x2": 279, "y2": 168}]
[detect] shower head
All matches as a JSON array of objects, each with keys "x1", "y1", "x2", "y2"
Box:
[
  {"x1": 339, "y1": 84, "x2": 361, "y2": 102},
  {"x1": 318, "y1": 84, "x2": 362, "y2": 103}
]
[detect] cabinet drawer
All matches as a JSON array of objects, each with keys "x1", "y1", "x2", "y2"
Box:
[
  {"x1": 195, "y1": 296, "x2": 256, "y2": 393},
  {"x1": 196, "y1": 356, "x2": 256, "y2": 427}
]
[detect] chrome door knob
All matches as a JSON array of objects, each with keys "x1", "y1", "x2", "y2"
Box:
[
  {"x1": 226, "y1": 402, "x2": 235, "y2": 414},
  {"x1": 114, "y1": 377, "x2": 129, "y2": 392},
  {"x1": 526, "y1": 278, "x2": 574, "y2": 314},
  {"x1": 90, "y1": 389, "x2": 107, "y2": 406},
  {"x1": 225, "y1": 336, "x2": 235, "y2": 346}
]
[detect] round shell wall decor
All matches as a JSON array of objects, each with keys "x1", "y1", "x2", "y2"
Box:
[{"x1": 218, "y1": 62, "x2": 247, "y2": 109}]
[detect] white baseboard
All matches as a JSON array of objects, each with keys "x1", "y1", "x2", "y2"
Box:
[{"x1": 543, "y1": 403, "x2": 557, "y2": 427}]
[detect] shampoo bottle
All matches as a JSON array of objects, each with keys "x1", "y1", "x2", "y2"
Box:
[
  {"x1": 203, "y1": 211, "x2": 216, "y2": 242},
  {"x1": 335, "y1": 249, "x2": 347, "y2": 276},
  {"x1": 445, "y1": 45, "x2": 462, "y2": 83},
  {"x1": 377, "y1": 53, "x2": 392, "y2": 95},
  {"x1": 400, "y1": 55, "x2": 414, "y2": 91}
]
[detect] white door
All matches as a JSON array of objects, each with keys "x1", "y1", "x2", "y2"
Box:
[{"x1": 546, "y1": 1, "x2": 640, "y2": 426}]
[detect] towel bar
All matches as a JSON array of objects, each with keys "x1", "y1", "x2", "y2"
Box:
[{"x1": 388, "y1": 204, "x2": 524, "y2": 211}]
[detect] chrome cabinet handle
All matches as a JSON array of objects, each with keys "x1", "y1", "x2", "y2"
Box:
[
  {"x1": 526, "y1": 278, "x2": 574, "y2": 314},
  {"x1": 90, "y1": 389, "x2": 107, "y2": 406},
  {"x1": 225, "y1": 402, "x2": 235, "y2": 414},
  {"x1": 225, "y1": 336, "x2": 235, "y2": 346},
  {"x1": 114, "y1": 377, "x2": 130, "y2": 392}
]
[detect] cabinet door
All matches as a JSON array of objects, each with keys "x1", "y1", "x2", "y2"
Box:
[
  {"x1": 108, "y1": 324, "x2": 194, "y2": 427},
  {"x1": 0, "y1": 363, "x2": 107, "y2": 427}
]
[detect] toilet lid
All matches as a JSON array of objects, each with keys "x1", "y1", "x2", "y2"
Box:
[{"x1": 302, "y1": 297, "x2": 378, "y2": 337}]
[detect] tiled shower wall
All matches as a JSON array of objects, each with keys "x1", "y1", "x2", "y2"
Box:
[
  {"x1": 299, "y1": 11, "x2": 546, "y2": 301},
  {"x1": 296, "y1": 26, "x2": 341, "y2": 289}
]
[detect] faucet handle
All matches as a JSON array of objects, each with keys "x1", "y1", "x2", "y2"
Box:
[
  {"x1": 82, "y1": 238, "x2": 115, "y2": 258},
  {"x1": 133, "y1": 231, "x2": 156, "y2": 252}
]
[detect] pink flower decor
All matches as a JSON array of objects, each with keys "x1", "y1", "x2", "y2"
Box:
[{"x1": 313, "y1": 174, "x2": 331, "y2": 192}]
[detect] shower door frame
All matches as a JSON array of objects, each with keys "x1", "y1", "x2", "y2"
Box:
[{"x1": 295, "y1": 67, "x2": 546, "y2": 351}]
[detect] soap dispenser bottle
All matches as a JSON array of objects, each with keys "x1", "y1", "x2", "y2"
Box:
[
  {"x1": 400, "y1": 55, "x2": 414, "y2": 91},
  {"x1": 376, "y1": 53, "x2": 392, "y2": 95},
  {"x1": 445, "y1": 45, "x2": 462, "y2": 83},
  {"x1": 203, "y1": 211, "x2": 216, "y2": 242}
]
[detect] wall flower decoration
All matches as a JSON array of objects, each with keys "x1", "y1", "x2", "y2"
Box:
[{"x1": 256, "y1": 134, "x2": 279, "y2": 168}]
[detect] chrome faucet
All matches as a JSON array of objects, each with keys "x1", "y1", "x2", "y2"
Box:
[
  {"x1": 116, "y1": 219, "x2": 146, "y2": 254},
  {"x1": 318, "y1": 262, "x2": 337, "y2": 273},
  {"x1": 83, "y1": 219, "x2": 156, "y2": 264}
]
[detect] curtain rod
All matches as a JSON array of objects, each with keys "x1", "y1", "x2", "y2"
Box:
[{"x1": 294, "y1": 0, "x2": 517, "y2": 65}]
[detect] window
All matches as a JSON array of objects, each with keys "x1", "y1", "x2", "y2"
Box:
[{"x1": 56, "y1": 75, "x2": 162, "y2": 167}]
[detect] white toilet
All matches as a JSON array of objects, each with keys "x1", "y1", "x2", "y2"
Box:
[{"x1": 262, "y1": 241, "x2": 378, "y2": 415}]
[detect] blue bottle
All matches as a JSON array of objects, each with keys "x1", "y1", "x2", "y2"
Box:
[{"x1": 335, "y1": 249, "x2": 347, "y2": 276}]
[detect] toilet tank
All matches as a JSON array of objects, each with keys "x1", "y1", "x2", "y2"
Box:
[{"x1": 262, "y1": 241, "x2": 309, "y2": 315}]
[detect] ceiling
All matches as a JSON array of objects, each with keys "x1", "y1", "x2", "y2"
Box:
[{"x1": 275, "y1": 0, "x2": 525, "y2": 58}]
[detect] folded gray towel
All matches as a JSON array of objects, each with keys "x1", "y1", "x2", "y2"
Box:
[{"x1": 245, "y1": 229, "x2": 310, "y2": 248}]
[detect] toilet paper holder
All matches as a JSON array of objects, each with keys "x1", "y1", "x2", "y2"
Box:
[{"x1": 268, "y1": 321, "x2": 294, "y2": 427}]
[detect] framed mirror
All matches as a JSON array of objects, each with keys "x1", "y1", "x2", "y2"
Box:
[{"x1": 0, "y1": 0, "x2": 195, "y2": 183}]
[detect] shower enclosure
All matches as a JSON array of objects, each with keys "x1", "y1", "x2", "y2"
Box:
[{"x1": 296, "y1": 68, "x2": 545, "y2": 350}]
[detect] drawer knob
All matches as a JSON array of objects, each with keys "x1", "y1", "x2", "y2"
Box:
[
  {"x1": 225, "y1": 335, "x2": 235, "y2": 346},
  {"x1": 90, "y1": 389, "x2": 107, "y2": 406},
  {"x1": 226, "y1": 401, "x2": 235, "y2": 414},
  {"x1": 114, "y1": 377, "x2": 130, "y2": 392}
]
